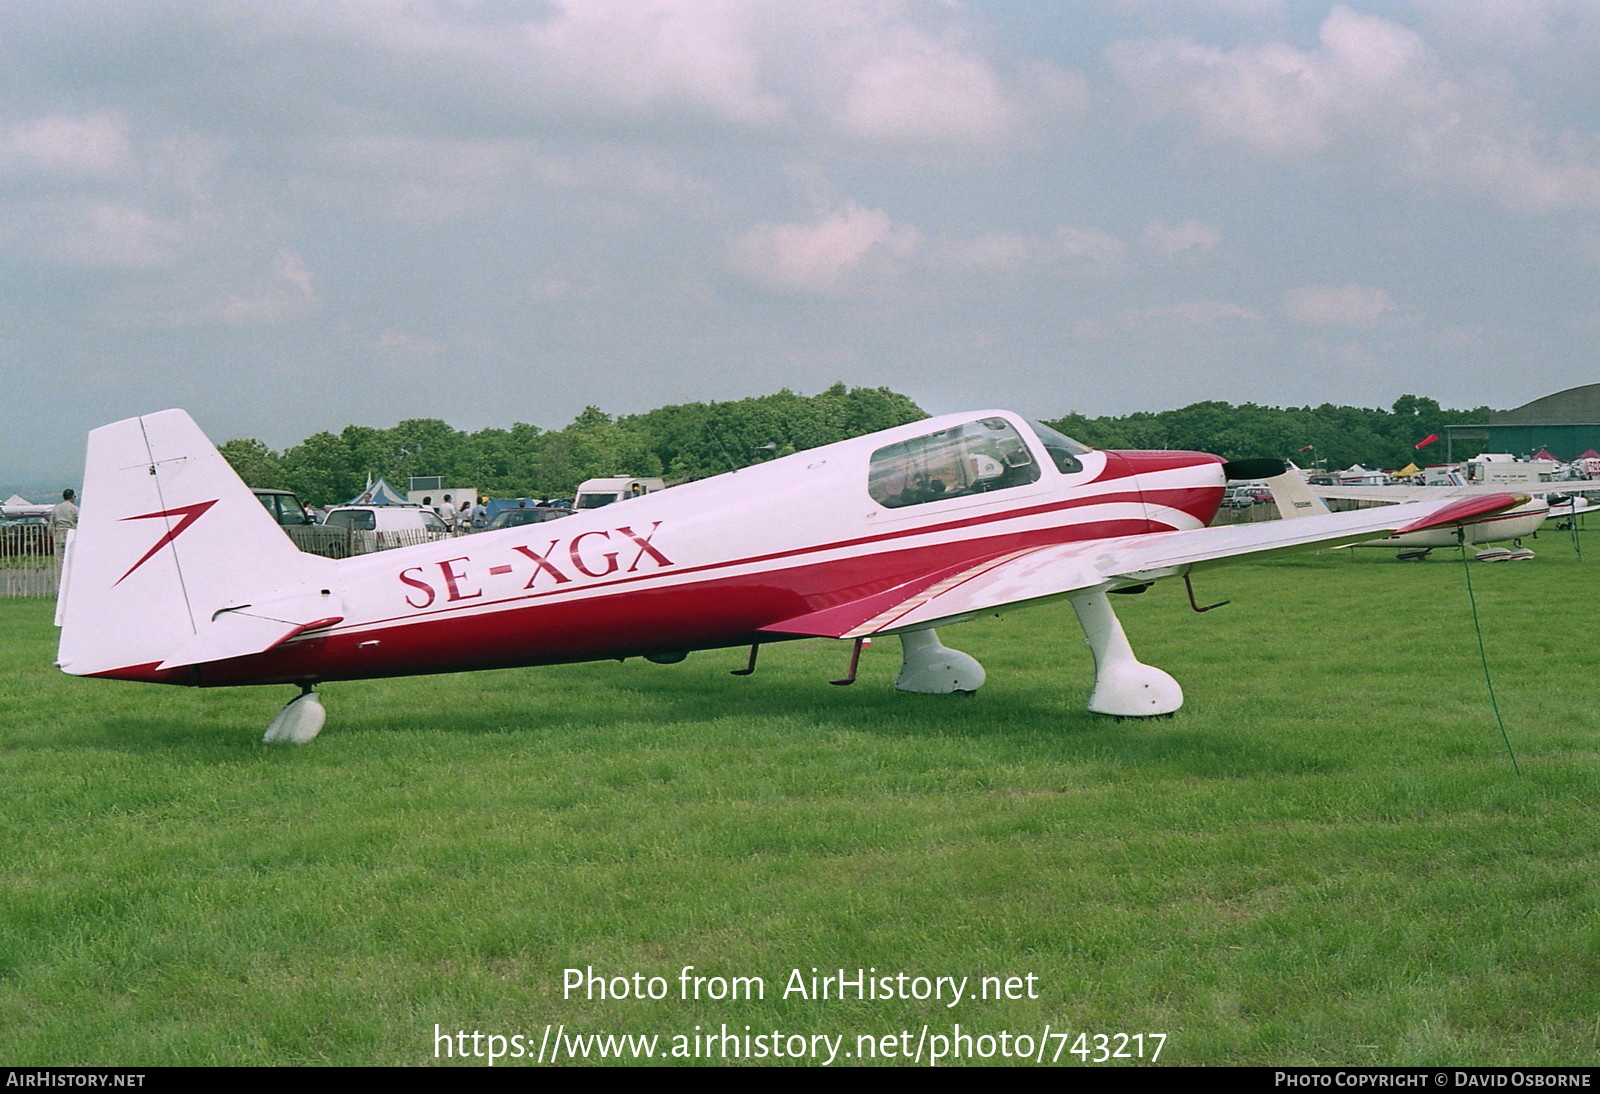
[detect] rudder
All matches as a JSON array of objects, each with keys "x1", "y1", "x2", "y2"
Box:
[{"x1": 56, "y1": 410, "x2": 335, "y2": 681}]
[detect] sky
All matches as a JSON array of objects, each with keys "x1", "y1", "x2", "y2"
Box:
[{"x1": 4, "y1": 0, "x2": 1599, "y2": 489}]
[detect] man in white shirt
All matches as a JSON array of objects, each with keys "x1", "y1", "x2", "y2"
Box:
[{"x1": 49, "y1": 488, "x2": 79, "y2": 567}]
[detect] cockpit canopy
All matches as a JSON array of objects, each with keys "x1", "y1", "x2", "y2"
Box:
[{"x1": 867, "y1": 416, "x2": 1092, "y2": 509}]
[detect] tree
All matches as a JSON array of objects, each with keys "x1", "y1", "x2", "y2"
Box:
[{"x1": 217, "y1": 438, "x2": 285, "y2": 489}]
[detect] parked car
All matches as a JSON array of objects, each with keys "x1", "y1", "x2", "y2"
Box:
[
  {"x1": 253, "y1": 488, "x2": 313, "y2": 526},
  {"x1": 574, "y1": 477, "x2": 665, "y2": 509},
  {"x1": 480, "y1": 507, "x2": 575, "y2": 532},
  {"x1": 253, "y1": 488, "x2": 352, "y2": 558},
  {"x1": 322, "y1": 505, "x2": 452, "y2": 554}
]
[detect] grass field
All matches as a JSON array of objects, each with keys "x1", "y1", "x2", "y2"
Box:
[{"x1": 2, "y1": 532, "x2": 1597, "y2": 1066}]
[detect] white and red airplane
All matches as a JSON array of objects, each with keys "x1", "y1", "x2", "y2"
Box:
[
  {"x1": 1267, "y1": 472, "x2": 1555, "y2": 558},
  {"x1": 1280, "y1": 472, "x2": 1599, "y2": 558},
  {"x1": 56, "y1": 409, "x2": 1529, "y2": 741}
]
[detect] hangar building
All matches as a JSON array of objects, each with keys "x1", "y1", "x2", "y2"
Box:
[{"x1": 1445, "y1": 383, "x2": 1600, "y2": 462}]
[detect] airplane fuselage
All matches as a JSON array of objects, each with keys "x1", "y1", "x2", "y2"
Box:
[{"x1": 95, "y1": 412, "x2": 1227, "y2": 688}]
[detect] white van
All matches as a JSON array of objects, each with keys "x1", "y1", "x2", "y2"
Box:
[
  {"x1": 322, "y1": 505, "x2": 452, "y2": 554},
  {"x1": 573, "y1": 476, "x2": 666, "y2": 510}
]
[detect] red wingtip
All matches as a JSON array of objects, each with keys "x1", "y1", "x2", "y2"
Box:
[{"x1": 1393, "y1": 492, "x2": 1531, "y2": 536}]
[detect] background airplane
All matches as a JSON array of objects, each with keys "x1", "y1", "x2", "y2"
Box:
[
  {"x1": 1291, "y1": 475, "x2": 1596, "y2": 558},
  {"x1": 56, "y1": 410, "x2": 1528, "y2": 741}
]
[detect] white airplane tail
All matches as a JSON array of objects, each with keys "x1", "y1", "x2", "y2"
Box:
[
  {"x1": 1268, "y1": 463, "x2": 1330, "y2": 520},
  {"x1": 56, "y1": 410, "x2": 338, "y2": 682}
]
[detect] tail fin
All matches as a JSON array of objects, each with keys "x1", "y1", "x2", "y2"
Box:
[
  {"x1": 1268, "y1": 463, "x2": 1330, "y2": 520},
  {"x1": 56, "y1": 410, "x2": 337, "y2": 682}
]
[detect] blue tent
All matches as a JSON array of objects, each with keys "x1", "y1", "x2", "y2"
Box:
[
  {"x1": 480, "y1": 498, "x2": 539, "y2": 522},
  {"x1": 345, "y1": 477, "x2": 409, "y2": 506}
]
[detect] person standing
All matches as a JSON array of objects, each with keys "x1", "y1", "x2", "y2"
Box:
[{"x1": 49, "y1": 488, "x2": 79, "y2": 569}]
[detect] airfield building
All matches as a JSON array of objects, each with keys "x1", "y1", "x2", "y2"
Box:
[{"x1": 1445, "y1": 383, "x2": 1600, "y2": 462}]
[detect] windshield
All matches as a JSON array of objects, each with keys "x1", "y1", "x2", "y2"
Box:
[{"x1": 1026, "y1": 420, "x2": 1091, "y2": 475}]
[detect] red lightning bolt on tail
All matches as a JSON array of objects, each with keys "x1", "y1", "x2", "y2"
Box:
[{"x1": 115, "y1": 500, "x2": 219, "y2": 585}]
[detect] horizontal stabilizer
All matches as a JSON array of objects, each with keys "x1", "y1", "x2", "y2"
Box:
[{"x1": 157, "y1": 592, "x2": 344, "y2": 671}]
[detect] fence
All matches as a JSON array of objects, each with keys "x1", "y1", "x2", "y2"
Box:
[
  {"x1": 1, "y1": 523, "x2": 59, "y2": 598},
  {"x1": 0, "y1": 522, "x2": 470, "y2": 599},
  {"x1": 1207, "y1": 501, "x2": 1282, "y2": 525}
]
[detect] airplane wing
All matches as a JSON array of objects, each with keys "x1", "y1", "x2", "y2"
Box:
[
  {"x1": 760, "y1": 492, "x2": 1527, "y2": 640},
  {"x1": 1314, "y1": 482, "x2": 1600, "y2": 503}
]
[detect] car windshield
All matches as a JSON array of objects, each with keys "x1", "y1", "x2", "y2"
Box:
[{"x1": 326, "y1": 509, "x2": 376, "y2": 531}]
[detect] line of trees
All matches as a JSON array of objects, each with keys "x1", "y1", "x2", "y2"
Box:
[
  {"x1": 219, "y1": 387, "x2": 1492, "y2": 506},
  {"x1": 218, "y1": 384, "x2": 927, "y2": 506},
  {"x1": 1045, "y1": 394, "x2": 1489, "y2": 475}
]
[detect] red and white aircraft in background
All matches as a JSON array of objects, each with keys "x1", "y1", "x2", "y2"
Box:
[
  {"x1": 1264, "y1": 472, "x2": 1555, "y2": 558},
  {"x1": 1293, "y1": 478, "x2": 1596, "y2": 559},
  {"x1": 56, "y1": 409, "x2": 1529, "y2": 741}
]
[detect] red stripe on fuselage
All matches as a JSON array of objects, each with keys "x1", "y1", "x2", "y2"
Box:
[
  {"x1": 343, "y1": 487, "x2": 1170, "y2": 639},
  {"x1": 173, "y1": 514, "x2": 1155, "y2": 686}
]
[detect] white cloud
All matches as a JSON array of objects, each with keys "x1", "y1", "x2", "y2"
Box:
[
  {"x1": 1114, "y1": 0, "x2": 1285, "y2": 17},
  {"x1": 1052, "y1": 225, "x2": 1127, "y2": 264},
  {"x1": 373, "y1": 329, "x2": 446, "y2": 357},
  {"x1": 1120, "y1": 299, "x2": 1263, "y2": 332},
  {"x1": 1413, "y1": 0, "x2": 1600, "y2": 61},
  {"x1": 517, "y1": 0, "x2": 787, "y2": 128},
  {"x1": 831, "y1": 29, "x2": 1085, "y2": 149},
  {"x1": 1141, "y1": 220, "x2": 1222, "y2": 256},
  {"x1": 943, "y1": 231, "x2": 1037, "y2": 273},
  {"x1": 924, "y1": 224, "x2": 1127, "y2": 275},
  {"x1": 1284, "y1": 284, "x2": 1397, "y2": 328},
  {"x1": 0, "y1": 113, "x2": 134, "y2": 178},
  {"x1": 1, "y1": 199, "x2": 190, "y2": 270},
  {"x1": 840, "y1": 45, "x2": 1013, "y2": 145},
  {"x1": 725, "y1": 202, "x2": 920, "y2": 293},
  {"x1": 91, "y1": 246, "x2": 319, "y2": 329},
  {"x1": 293, "y1": 136, "x2": 529, "y2": 222},
  {"x1": 529, "y1": 145, "x2": 715, "y2": 200},
  {"x1": 1110, "y1": 6, "x2": 1600, "y2": 213},
  {"x1": 237, "y1": 0, "x2": 1084, "y2": 153}
]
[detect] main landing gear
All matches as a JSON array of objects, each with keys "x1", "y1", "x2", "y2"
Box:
[
  {"x1": 893, "y1": 628, "x2": 986, "y2": 695},
  {"x1": 263, "y1": 685, "x2": 326, "y2": 744},
  {"x1": 1068, "y1": 589, "x2": 1183, "y2": 718},
  {"x1": 873, "y1": 594, "x2": 1182, "y2": 717}
]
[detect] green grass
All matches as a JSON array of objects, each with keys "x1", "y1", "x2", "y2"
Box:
[{"x1": 1, "y1": 532, "x2": 1598, "y2": 1066}]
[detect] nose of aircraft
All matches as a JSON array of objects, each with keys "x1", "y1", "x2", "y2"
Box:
[
  {"x1": 1107, "y1": 448, "x2": 1228, "y2": 481},
  {"x1": 1104, "y1": 448, "x2": 1229, "y2": 528}
]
